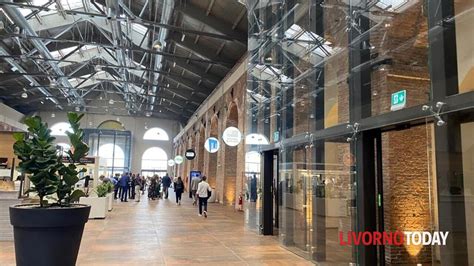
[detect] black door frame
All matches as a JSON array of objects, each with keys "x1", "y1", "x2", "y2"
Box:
[{"x1": 262, "y1": 149, "x2": 279, "y2": 235}]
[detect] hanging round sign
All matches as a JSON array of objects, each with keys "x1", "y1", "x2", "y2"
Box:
[
  {"x1": 174, "y1": 155, "x2": 184, "y2": 165},
  {"x1": 185, "y1": 149, "x2": 196, "y2": 160},
  {"x1": 167, "y1": 159, "x2": 175, "y2": 166},
  {"x1": 204, "y1": 137, "x2": 220, "y2": 153},
  {"x1": 222, "y1": 126, "x2": 242, "y2": 147}
]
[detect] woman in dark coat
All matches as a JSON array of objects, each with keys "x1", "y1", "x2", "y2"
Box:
[{"x1": 174, "y1": 176, "x2": 184, "y2": 205}]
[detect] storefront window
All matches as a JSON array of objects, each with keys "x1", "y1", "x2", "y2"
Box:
[{"x1": 455, "y1": 0, "x2": 474, "y2": 94}]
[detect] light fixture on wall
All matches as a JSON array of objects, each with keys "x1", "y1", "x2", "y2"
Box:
[
  {"x1": 109, "y1": 99, "x2": 114, "y2": 105},
  {"x1": 51, "y1": 113, "x2": 56, "y2": 118},
  {"x1": 75, "y1": 106, "x2": 80, "y2": 112},
  {"x1": 145, "y1": 111, "x2": 152, "y2": 117}
]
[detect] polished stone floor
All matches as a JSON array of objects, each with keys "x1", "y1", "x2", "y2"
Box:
[{"x1": 0, "y1": 191, "x2": 312, "y2": 265}]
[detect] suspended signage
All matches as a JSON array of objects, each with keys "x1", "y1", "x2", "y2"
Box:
[
  {"x1": 174, "y1": 155, "x2": 184, "y2": 165},
  {"x1": 167, "y1": 159, "x2": 175, "y2": 166},
  {"x1": 204, "y1": 137, "x2": 220, "y2": 153},
  {"x1": 222, "y1": 127, "x2": 242, "y2": 146},
  {"x1": 185, "y1": 149, "x2": 196, "y2": 160}
]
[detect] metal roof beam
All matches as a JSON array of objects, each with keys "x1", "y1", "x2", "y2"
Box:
[
  {"x1": 176, "y1": 4, "x2": 247, "y2": 45},
  {"x1": 170, "y1": 33, "x2": 233, "y2": 69}
]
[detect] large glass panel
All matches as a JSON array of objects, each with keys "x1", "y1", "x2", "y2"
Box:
[
  {"x1": 434, "y1": 110, "x2": 474, "y2": 264},
  {"x1": 356, "y1": 0, "x2": 431, "y2": 116},
  {"x1": 279, "y1": 144, "x2": 312, "y2": 259},
  {"x1": 455, "y1": 0, "x2": 474, "y2": 93},
  {"x1": 247, "y1": 0, "x2": 352, "y2": 147},
  {"x1": 309, "y1": 138, "x2": 356, "y2": 264}
]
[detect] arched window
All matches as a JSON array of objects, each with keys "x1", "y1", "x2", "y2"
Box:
[
  {"x1": 56, "y1": 142, "x2": 71, "y2": 156},
  {"x1": 96, "y1": 144, "x2": 125, "y2": 168},
  {"x1": 141, "y1": 147, "x2": 168, "y2": 173},
  {"x1": 50, "y1": 122, "x2": 72, "y2": 136},
  {"x1": 97, "y1": 120, "x2": 125, "y2": 130},
  {"x1": 143, "y1": 127, "x2": 169, "y2": 141}
]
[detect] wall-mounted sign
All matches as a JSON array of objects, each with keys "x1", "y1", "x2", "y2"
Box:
[
  {"x1": 204, "y1": 137, "x2": 220, "y2": 153},
  {"x1": 167, "y1": 159, "x2": 175, "y2": 166},
  {"x1": 273, "y1": 131, "x2": 280, "y2": 142},
  {"x1": 390, "y1": 90, "x2": 406, "y2": 111},
  {"x1": 174, "y1": 155, "x2": 184, "y2": 165},
  {"x1": 222, "y1": 127, "x2": 242, "y2": 146},
  {"x1": 185, "y1": 149, "x2": 196, "y2": 160}
]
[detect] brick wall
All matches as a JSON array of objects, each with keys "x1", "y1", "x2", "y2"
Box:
[
  {"x1": 382, "y1": 125, "x2": 433, "y2": 265},
  {"x1": 174, "y1": 73, "x2": 247, "y2": 208}
]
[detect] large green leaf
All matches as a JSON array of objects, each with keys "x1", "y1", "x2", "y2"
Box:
[{"x1": 69, "y1": 190, "x2": 85, "y2": 203}]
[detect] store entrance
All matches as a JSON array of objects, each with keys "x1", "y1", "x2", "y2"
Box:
[
  {"x1": 262, "y1": 149, "x2": 279, "y2": 236},
  {"x1": 371, "y1": 122, "x2": 436, "y2": 265}
]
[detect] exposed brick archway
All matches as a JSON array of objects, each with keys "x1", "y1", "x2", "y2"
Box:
[
  {"x1": 207, "y1": 116, "x2": 219, "y2": 188},
  {"x1": 223, "y1": 103, "x2": 239, "y2": 205}
]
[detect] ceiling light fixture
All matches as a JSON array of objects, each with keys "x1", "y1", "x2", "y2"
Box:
[
  {"x1": 181, "y1": 33, "x2": 185, "y2": 42},
  {"x1": 21, "y1": 92, "x2": 28, "y2": 99},
  {"x1": 75, "y1": 106, "x2": 80, "y2": 112},
  {"x1": 173, "y1": 62, "x2": 176, "y2": 68},
  {"x1": 109, "y1": 99, "x2": 114, "y2": 105},
  {"x1": 145, "y1": 111, "x2": 152, "y2": 117},
  {"x1": 153, "y1": 40, "x2": 162, "y2": 49}
]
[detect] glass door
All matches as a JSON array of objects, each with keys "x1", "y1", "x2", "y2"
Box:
[{"x1": 376, "y1": 122, "x2": 435, "y2": 265}]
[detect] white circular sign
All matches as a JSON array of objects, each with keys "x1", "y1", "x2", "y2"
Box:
[
  {"x1": 222, "y1": 126, "x2": 242, "y2": 147},
  {"x1": 174, "y1": 155, "x2": 184, "y2": 165},
  {"x1": 204, "y1": 137, "x2": 220, "y2": 153},
  {"x1": 167, "y1": 159, "x2": 175, "y2": 166}
]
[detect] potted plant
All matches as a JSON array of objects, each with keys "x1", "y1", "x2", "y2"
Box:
[
  {"x1": 79, "y1": 182, "x2": 109, "y2": 218},
  {"x1": 10, "y1": 112, "x2": 91, "y2": 266}
]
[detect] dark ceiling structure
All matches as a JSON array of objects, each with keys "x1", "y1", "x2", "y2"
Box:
[{"x1": 0, "y1": 0, "x2": 247, "y2": 123}]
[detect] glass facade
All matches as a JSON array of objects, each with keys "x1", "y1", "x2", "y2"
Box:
[
  {"x1": 246, "y1": 0, "x2": 474, "y2": 264},
  {"x1": 84, "y1": 129, "x2": 132, "y2": 176}
]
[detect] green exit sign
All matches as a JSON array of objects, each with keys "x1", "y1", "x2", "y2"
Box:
[{"x1": 391, "y1": 90, "x2": 406, "y2": 111}]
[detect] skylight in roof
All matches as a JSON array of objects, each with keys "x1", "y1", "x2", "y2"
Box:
[
  {"x1": 375, "y1": 0, "x2": 409, "y2": 11},
  {"x1": 283, "y1": 24, "x2": 334, "y2": 61},
  {"x1": 60, "y1": 0, "x2": 85, "y2": 10},
  {"x1": 50, "y1": 46, "x2": 79, "y2": 59}
]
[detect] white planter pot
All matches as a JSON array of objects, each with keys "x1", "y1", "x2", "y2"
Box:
[
  {"x1": 106, "y1": 193, "x2": 113, "y2": 211},
  {"x1": 79, "y1": 196, "x2": 107, "y2": 219}
]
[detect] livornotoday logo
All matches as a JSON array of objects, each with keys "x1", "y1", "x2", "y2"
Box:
[{"x1": 339, "y1": 231, "x2": 449, "y2": 246}]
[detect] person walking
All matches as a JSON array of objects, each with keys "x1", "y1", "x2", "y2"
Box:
[
  {"x1": 190, "y1": 175, "x2": 201, "y2": 205},
  {"x1": 197, "y1": 176, "x2": 212, "y2": 218},
  {"x1": 119, "y1": 172, "x2": 130, "y2": 202},
  {"x1": 130, "y1": 174, "x2": 136, "y2": 199},
  {"x1": 174, "y1": 176, "x2": 184, "y2": 205},
  {"x1": 161, "y1": 173, "x2": 172, "y2": 199},
  {"x1": 134, "y1": 175, "x2": 143, "y2": 202}
]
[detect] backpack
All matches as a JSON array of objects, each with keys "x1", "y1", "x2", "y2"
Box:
[{"x1": 175, "y1": 181, "x2": 183, "y2": 191}]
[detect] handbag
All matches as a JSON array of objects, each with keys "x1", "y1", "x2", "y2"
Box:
[{"x1": 207, "y1": 189, "x2": 212, "y2": 199}]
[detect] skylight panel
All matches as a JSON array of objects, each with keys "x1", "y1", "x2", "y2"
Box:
[{"x1": 375, "y1": 0, "x2": 409, "y2": 11}]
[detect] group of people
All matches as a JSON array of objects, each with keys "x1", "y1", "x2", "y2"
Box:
[
  {"x1": 105, "y1": 172, "x2": 213, "y2": 218},
  {"x1": 110, "y1": 173, "x2": 145, "y2": 202}
]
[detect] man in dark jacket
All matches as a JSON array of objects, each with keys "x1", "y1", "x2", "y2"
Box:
[
  {"x1": 119, "y1": 172, "x2": 130, "y2": 202},
  {"x1": 161, "y1": 173, "x2": 172, "y2": 199}
]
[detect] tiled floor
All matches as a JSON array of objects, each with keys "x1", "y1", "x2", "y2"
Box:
[{"x1": 0, "y1": 192, "x2": 312, "y2": 265}]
